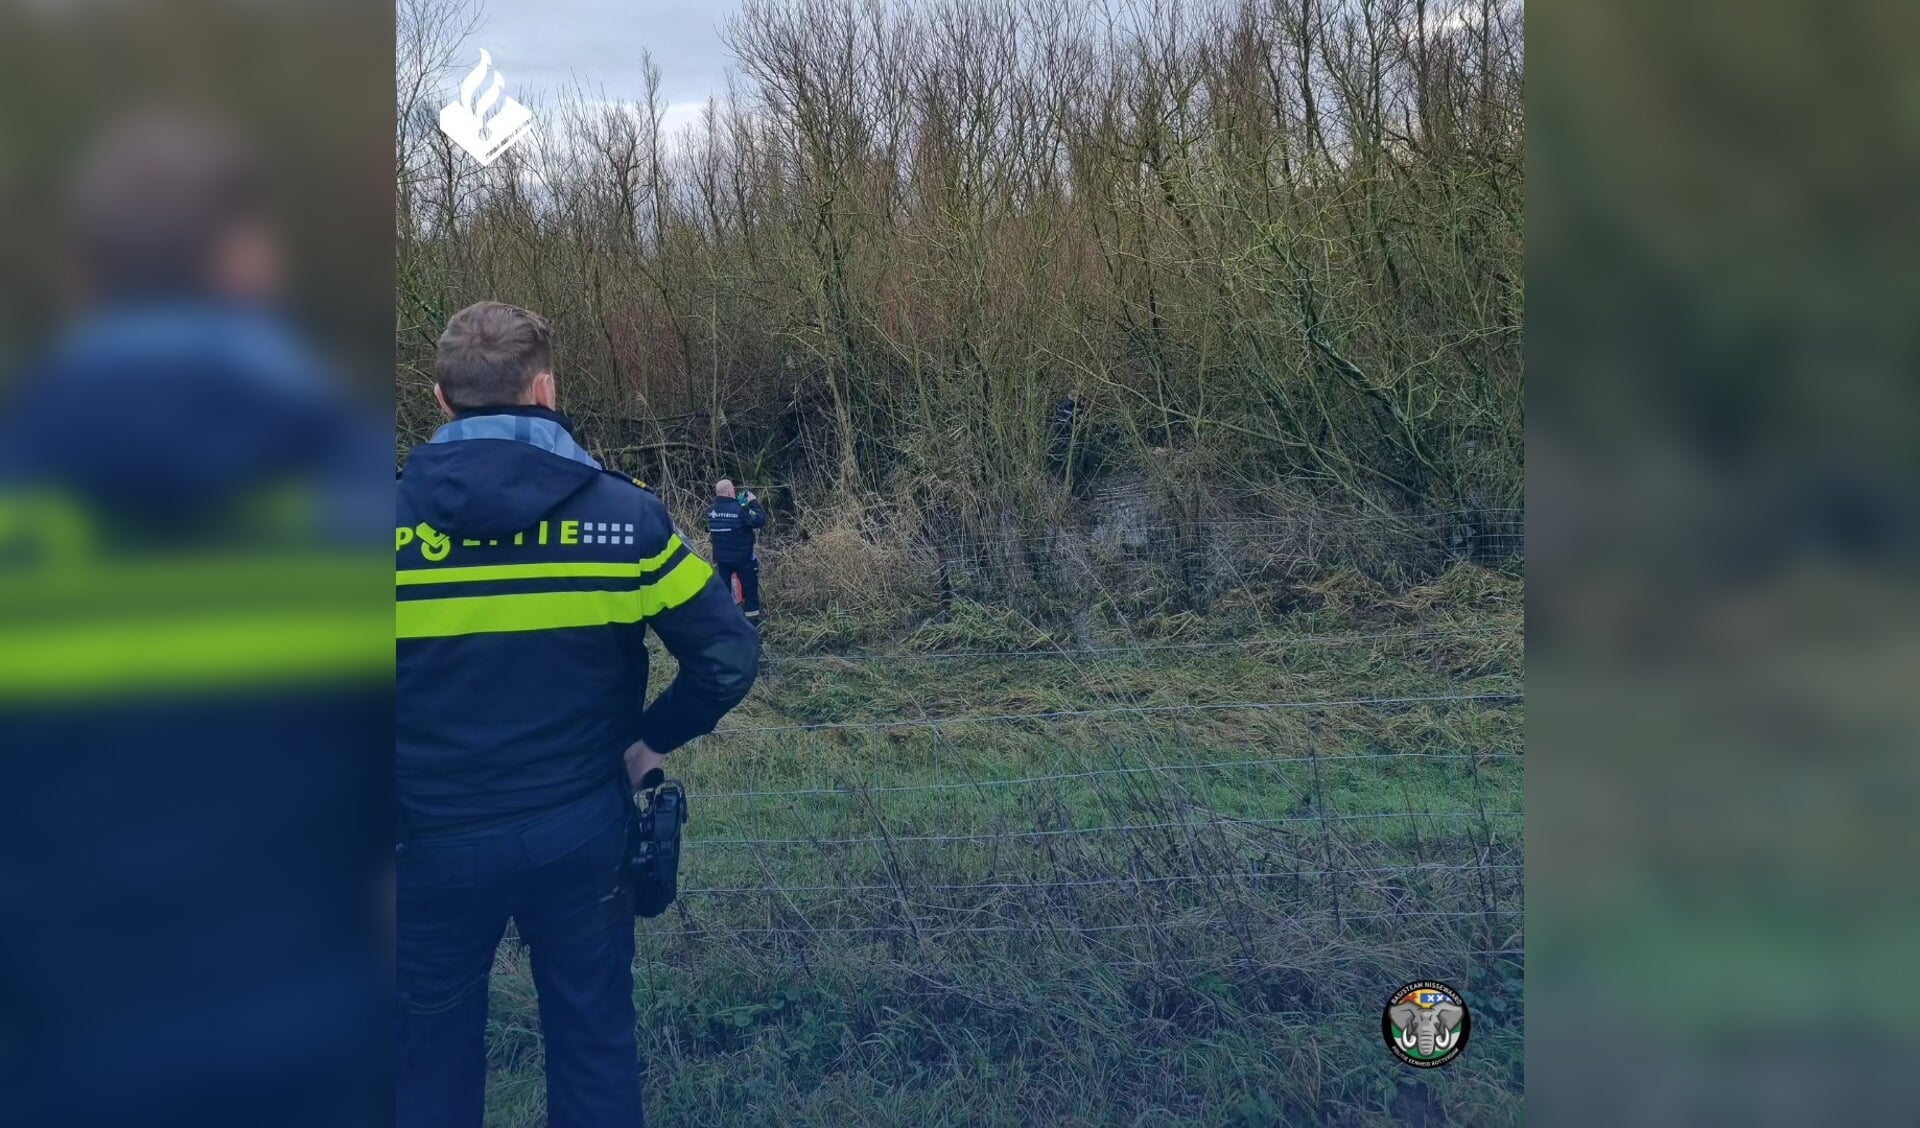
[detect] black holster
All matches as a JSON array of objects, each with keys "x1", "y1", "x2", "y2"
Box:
[{"x1": 625, "y1": 772, "x2": 688, "y2": 918}]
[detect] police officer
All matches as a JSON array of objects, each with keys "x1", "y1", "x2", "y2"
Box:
[
  {"x1": 1, "y1": 112, "x2": 390, "y2": 1128},
  {"x1": 396, "y1": 301, "x2": 758, "y2": 1128},
  {"x1": 1048, "y1": 393, "x2": 1080, "y2": 478},
  {"x1": 705, "y1": 478, "x2": 767, "y2": 621}
]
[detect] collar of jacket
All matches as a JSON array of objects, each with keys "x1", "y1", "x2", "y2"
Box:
[{"x1": 430, "y1": 404, "x2": 600, "y2": 470}]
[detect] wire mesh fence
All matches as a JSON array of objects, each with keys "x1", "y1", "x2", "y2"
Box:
[
  {"x1": 913, "y1": 511, "x2": 1524, "y2": 606},
  {"x1": 494, "y1": 509, "x2": 1525, "y2": 1012},
  {"x1": 648, "y1": 673, "x2": 1526, "y2": 976},
  {"x1": 760, "y1": 623, "x2": 1515, "y2": 666},
  {"x1": 730, "y1": 506, "x2": 1524, "y2": 622}
]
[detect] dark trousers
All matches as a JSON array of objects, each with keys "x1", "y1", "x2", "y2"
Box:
[
  {"x1": 397, "y1": 784, "x2": 641, "y2": 1128},
  {"x1": 715, "y1": 557, "x2": 760, "y2": 616}
]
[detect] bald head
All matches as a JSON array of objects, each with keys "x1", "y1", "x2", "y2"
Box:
[{"x1": 715, "y1": 479, "x2": 736, "y2": 498}]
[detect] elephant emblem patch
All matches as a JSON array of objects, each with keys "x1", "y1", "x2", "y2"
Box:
[{"x1": 1382, "y1": 980, "x2": 1470, "y2": 1068}]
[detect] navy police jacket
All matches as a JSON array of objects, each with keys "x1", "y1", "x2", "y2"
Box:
[
  {"x1": 397, "y1": 406, "x2": 757, "y2": 832},
  {"x1": 0, "y1": 302, "x2": 391, "y2": 1125},
  {"x1": 705, "y1": 493, "x2": 766, "y2": 563}
]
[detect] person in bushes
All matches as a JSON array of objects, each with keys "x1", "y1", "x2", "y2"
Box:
[{"x1": 706, "y1": 478, "x2": 767, "y2": 621}]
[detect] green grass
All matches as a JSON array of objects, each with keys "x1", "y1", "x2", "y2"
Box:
[{"x1": 482, "y1": 566, "x2": 1524, "y2": 1126}]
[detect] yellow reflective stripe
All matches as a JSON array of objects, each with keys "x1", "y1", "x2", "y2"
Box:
[
  {"x1": 0, "y1": 610, "x2": 393, "y2": 701},
  {"x1": 395, "y1": 554, "x2": 716, "y2": 639},
  {"x1": 396, "y1": 561, "x2": 643, "y2": 586},
  {"x1": 394, "y1": 536, "x2": 682, "y2": 585},
  {"x1": 639, "y1": 535, "x2": 683, "y2": 572},
  {"x1": 397, "y1": 589, "x2": 643, "y2": 639},
  {"x1": 640, "y1": 553, "x2": 713, "y2": 616},
  {"x1": 1, "y1": 556, "x2": 381, "y2": 604},
  {"x1": 0, "y1": 491, "x2": 97, "y2": 560}
]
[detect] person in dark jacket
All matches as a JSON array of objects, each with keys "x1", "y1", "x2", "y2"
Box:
[
  {"x1": 0, "y1": 113, "x2": 390, "y2": 1128},
  {"x1": 705, "y1": 478, "x2": 767, "y2": 620},
  {"x1": 396, "y1": 301, "x2": 758, "y2": 1128}
]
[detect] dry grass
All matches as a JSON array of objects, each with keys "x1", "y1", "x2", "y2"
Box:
[{"x1": 482, "y1": 564, "x2": 1525, "y2": 1127}]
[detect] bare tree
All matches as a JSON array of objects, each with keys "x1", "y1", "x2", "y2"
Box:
[{"x1": 396, "y1": 0, "x2": 1524, "y2": 540}]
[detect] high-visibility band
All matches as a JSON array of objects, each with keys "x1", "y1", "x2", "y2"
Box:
[
  {"x1": 397, "y1": 588, "x2": 641, "y2": 638},
  {"x1": 641, "y1": 552, "x2": 712, "y2": 614},
  {"x1": 1, "y1": 555, "x2": 383, "y2": 606},
  {"x1": 395, "y1": 536, "x2": 687, "y2": 586},
  {"x1": 397, "y1": 553, "x2": 713, "y2": 639},
  {"x1": 639, "y1": 535, "x2": 684, "y2": 572},
  {"x1": 0, "y1": 609, "x2": 394, "y2": 701},
  {"x1": 397, "y1": 560, "x2": 644, "y2": 586}
]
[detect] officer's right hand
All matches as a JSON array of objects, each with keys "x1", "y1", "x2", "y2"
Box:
[{"x1": 624, "y1": 739, "x2": 665, "y2": 792}]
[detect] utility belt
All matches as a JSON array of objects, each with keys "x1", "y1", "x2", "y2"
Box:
[
  {"x1": 395, "y1": 774, "x2": 613, "y2": 852},
  {"x1": 393, "y1": 769, "x2": 688, "y2": 919},
  {"x1": 625, "y1": 767, "x2": 689, "y2": 918}
]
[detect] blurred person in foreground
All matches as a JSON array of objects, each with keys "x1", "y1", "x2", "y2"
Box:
[
  {"x1": 0, "y1": 115, "x2": 391, "y2": 1125},
  {"x1": 396, "y1": 301, "x2": 758, "y2": 1127},
  {"x1": 704, "y1": 477, "x2": 767, "y2": 621}
]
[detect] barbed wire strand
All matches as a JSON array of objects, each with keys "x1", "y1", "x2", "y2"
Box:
[
  {"x1": 714, "y1": 690, "x2": 1521, "y2": 737},
  {"x1": 689, "y1": 749, "x2": 1521, "y2": 801},
  {"x1": 760, "y1": 624, "x2": 1518, "y2": 666},
  {"x1": 680, "y1": 862, "x2": 1525, "y2": 897},
  {"x1": 688, "y1": 807, "x2": 1522, "y2": 846},
  {"x1": 648, "y1": 908, "x2": 1523, "y2": 937}
]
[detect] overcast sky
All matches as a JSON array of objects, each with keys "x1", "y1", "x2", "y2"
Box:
[{"x1": 472, "y1": 0, "x2": 745, "y2": 137}]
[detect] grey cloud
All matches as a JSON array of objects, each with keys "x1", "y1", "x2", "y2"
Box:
[{"x1": 475, "y1": 0, "x2": 743, "y2": 105}]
